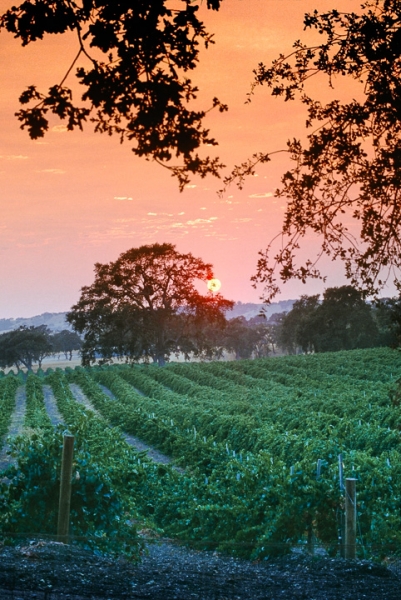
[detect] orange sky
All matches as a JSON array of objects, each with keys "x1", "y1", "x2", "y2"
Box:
[{"x1": 0, "y1": 0, "x2": 368, "y2": 318}]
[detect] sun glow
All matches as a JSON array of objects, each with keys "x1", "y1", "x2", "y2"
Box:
[{"x1": 207, "y1": 278, "x2": 221, "y2": 293}]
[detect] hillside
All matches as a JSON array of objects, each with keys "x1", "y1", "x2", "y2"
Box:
[
  {"x1": 228, "y1": 300, "x2": 294, "y2": 320},
  {"x1": 0, "y1": 312, "x2": 73, "y2": 333},
  {"x1": 0, "y1": 301, "x2": 294, "y2": 334}
]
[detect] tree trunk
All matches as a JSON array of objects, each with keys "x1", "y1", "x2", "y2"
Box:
[
  {"x1": 20, "y1": 358, "x2": 33, "y2": 371},
  {"x1": 157, "y1": 355, "x2": 166, "y2": 367}
]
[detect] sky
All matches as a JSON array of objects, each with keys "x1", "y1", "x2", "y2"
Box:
[{"x1": 0, "y1": 0, "x2": 376, "y2": 318}]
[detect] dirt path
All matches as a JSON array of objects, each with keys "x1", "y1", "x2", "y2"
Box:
[
  {"x1": 99, "y1": 383, "x2": 118, "y2": 399},
  {"x1": 69, "y1": 383, "x2": 183, "y2": 471},
  {"x1": 0, "y1": 386, "x2": 26, "y2": 471},
  {"x1": 42, "y1": 385, "x2": 64, "y2": 426},
  {"x1": 69, "y1": 383, "x2": 103, "y2": 417}
]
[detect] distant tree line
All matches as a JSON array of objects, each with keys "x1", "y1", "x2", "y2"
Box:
[
  {"x1": 275, "y1": 286, "x2": 401, "y2": 355},
  {"x1": 206, "y1": 286, "x2": 401, "y2": 359},
  {"x1": 2, "y1": 283, "x2": 401, "y2": 371},
  {"x1": 0, "y1": 327, "x2": 82, "y2": 372}
]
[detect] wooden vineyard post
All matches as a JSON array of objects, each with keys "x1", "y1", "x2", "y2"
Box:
[
  {"x1": 57, "y1": 434, "x2": 75, "y2": 543},
  {"x1": 345, "y1": 478, "x2": 357, "y2": 559},
  {"x1": 338, "y1": 454, "x2": 345, "y2": 558}
]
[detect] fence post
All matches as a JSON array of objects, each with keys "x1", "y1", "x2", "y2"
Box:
[
  {"x1": 338, "y1": 454, "x2": 345, "y2": 557},
  {"x1": 57, "y1": 434, "x2": 74, "y2": 543},
  {"x1": 345, "y1": 478, "x2": 357, "y2": 559}
]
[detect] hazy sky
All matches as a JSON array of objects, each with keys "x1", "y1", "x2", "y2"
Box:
[{"x1": 1, "y1": 0, "x2": 366, "y2": 318}]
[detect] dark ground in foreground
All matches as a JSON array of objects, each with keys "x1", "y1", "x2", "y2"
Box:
[{"x1": 0, "y1": 539, "x2": 400, "y2": 600}]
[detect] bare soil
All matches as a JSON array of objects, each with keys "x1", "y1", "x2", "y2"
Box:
[{"x1": 0, "y1": 538, "x2": 399, "y2": 600}]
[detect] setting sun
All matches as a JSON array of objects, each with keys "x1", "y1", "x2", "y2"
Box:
[{"x1": 207, "y1": 278, "x2": 221, "y2": 293}]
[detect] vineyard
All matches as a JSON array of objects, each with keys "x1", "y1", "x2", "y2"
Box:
[{"x1": 0, "y1": 347, "x2": 401, "y2": 563}]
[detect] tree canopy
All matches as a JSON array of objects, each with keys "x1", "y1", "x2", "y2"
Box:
[
  {"x1": 233, "y1": 0, "x2": 401, "y2": 300},
  {"x1": 0, "y1": 0, "x2": 226, "y2": 190},
  {"x1": 278, "y1": 286, "x2": 382, "y2": 354},
  {"x1": 278, "y1": 295, "x2": 320, "y2": 354},
  {"x1": 222, "y1": 315, "x2": 271, "y2": 360},
  {"x1": 0, "y1": 325, "x2": 53, "y2": 371},
  {"x1": 52, "y1": 329, "x2": 82, "y2": 360},
  {"x1": 67, "y1": 242, "x2": 234, "y2": 365}
]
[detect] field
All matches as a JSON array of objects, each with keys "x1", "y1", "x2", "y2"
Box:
[{"x1": 1, "y1": 347, "x2": 401, "y2": 563}]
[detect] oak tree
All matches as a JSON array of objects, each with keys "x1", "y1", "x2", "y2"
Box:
[
  {"x1": 228, "y1": 0, "x2": 401, "y2": 301},
  {"x1": 52, "y1": 329, "x2": 82, "y2": 360},
  {"x1": 0, "y1": 325, "x2": 53, "y2": 371},
  {"x1": 66, "y1": 242, "x2": 234, "y2": 365},
  {"x1": 278, "y1": 286, "x2": 379, "y2": 354},
  {"x1": 311, "y1": 286, "x2": 378, "y2": 352}
]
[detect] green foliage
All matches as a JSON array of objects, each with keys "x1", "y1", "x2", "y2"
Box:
[
  {"x1": 0, "y1": 368, "x2": 155, "y2": 558},
  {"x1": 25, "y1": 373, "x2": 53, "y2": 430},
  {"x1": 0, "y1": 375, "x2": 19, "y2": 446},
  {"x1": 52, "y1": 330, "x2": 82, "y2": 360},
  {"x1": 278, "y1": 287, "x2": 380, "y2": 354},
  {"x1": 71, "y1": 367, "x2": 228, "y2": 471},
  {"x1": 3, "y1": 348, "x2": 401, "y2": 560},
  {"x1": 0, "y1": 326, "x2": 53, "y2": 372},
  {"x1": 312, "y1": 287, "x2": 379, "y2": 352},
  {"x1": 221, "y1": 316, "x2": 271, "y2": 359},
  {"x1": 0, "y1": 427, "x2": 142, "y2": 560},
  {"x1": 374, "y1": 297, "x2": 401, "y2": 347},
  {"x1": 84, "y1": 348, "x2": 401, "y2": 556},
  {"x1": 278, "y1": 295, "x2": 320, "y2": 354}
]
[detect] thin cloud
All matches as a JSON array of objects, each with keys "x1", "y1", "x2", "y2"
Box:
[
  {"x1": 114, "y1": 196, "x2": 133, "y2": 200},
  {"x1": 52, "y1": 125, "x2": 68, "y2": 133},
  {"x1": 248, "y1": 192, "x2": 274, "y2": 198},
  {"x1": 186, "y1": 218, "x2": 215, "y2": 226}
]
